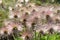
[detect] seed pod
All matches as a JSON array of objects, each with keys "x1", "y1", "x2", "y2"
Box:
[
  {"x1": 22, "y1": 19, "x2": 27, "y2": 28},
  {"x1": 33, "y1": 9, "x2": 36, "y2": 12},
  {"x1": 39, "y1": 30, "x2": 45, "y2": 35},
  {"x1": 57, "y1": 10, "x2": 60, "y2": 13},
  {"x1": 14, "y1": 15, "x2": 18, "y2": 18},
  {"x1": 31, "y1": 23, "x2": 36, "y2": 31},
  {"x1": 12, "y1": 27, "x2": 20, "y2": 37},
  {"x1": 1, "y1": 31, "x2": 8, "y2": 40},
  {"x1": 24, "y1": 12, "x2": 29, "y2": 19},
  {"x1": 48, "y1": 28, "x2": 54, "y2": 34},
  {"x1": 25, "y1": 36, "x2": 30, "y2": 40},
  {"x1": 22, "y1": 31, "x2": 33, "y2": 40},
  {"x1": 25, "y1": 12, "x2": 29, "y2": 15},
  {"x1": 46, "y1": 15, "x2": 50, "y2": 21},
  {"x1": 55, "y1": 19, "x2": 60, "y2": 23},
  {"x1": 46, "y1": 15, "x2": 52, "y2": 23}
]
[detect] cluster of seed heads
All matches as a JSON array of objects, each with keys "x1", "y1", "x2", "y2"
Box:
[{"x1": 0, "y1": 1, "x2": 60, "y2": 40}]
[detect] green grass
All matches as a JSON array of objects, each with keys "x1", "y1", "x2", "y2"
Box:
[
  {"x1": 15, "y1": 37, "x2": 23, "y2": 40},
  {"x1": 32, "y1": 31, "x2": 60, "y2": 40},
  {"x1": 14, "y1": 31, "x2": 60, "y2": 40},
  {"x1": 2, "y1": 0, "x2": 16, "y2": 7},
  {"x1": 0, "y1": 8, "x2": 9, "y2": 27}
]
